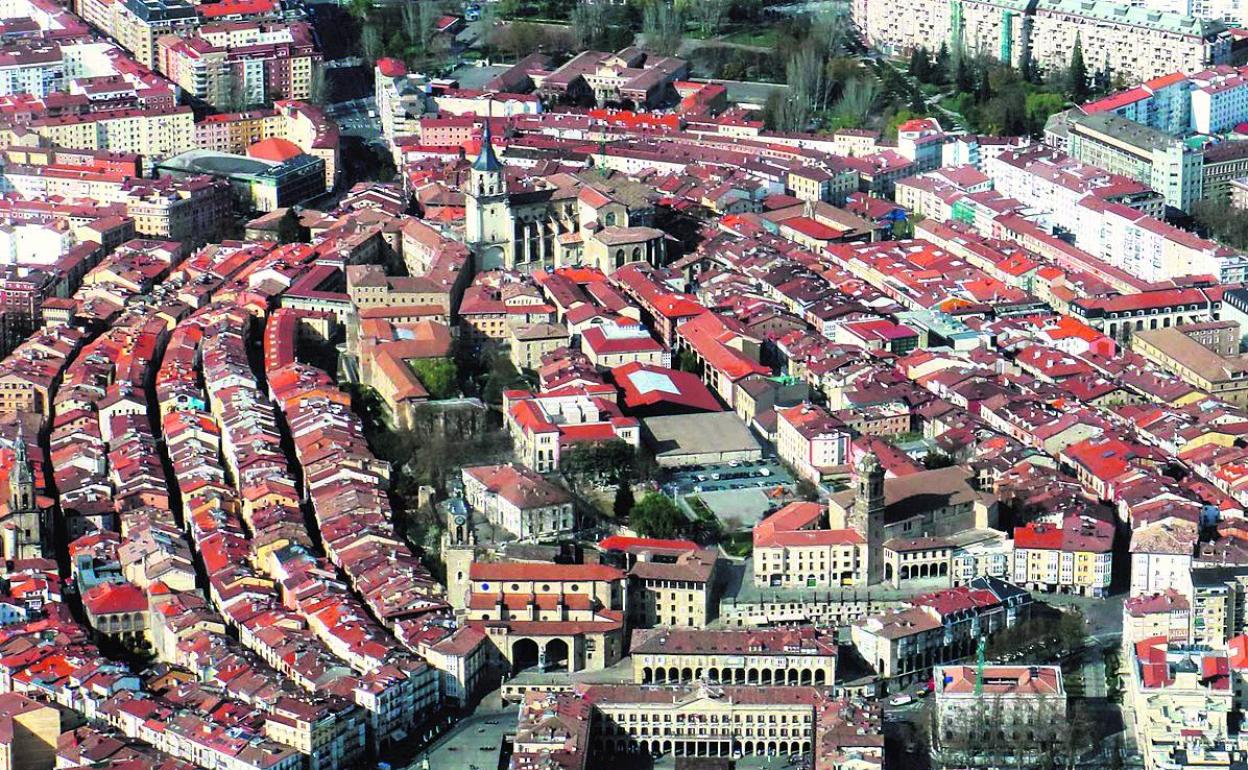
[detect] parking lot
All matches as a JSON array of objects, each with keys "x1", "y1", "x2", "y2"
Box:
[
  {"x1": 664, "y1": 459, "x2": 793, "y2": 496},
  {"x1": 325, "y1": 97, "x2": 383, "y2": 142},
  {"x1": 662, "y1": 459, "x2": 795, "y2": 530}
]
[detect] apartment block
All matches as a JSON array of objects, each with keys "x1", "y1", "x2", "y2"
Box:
[
  {"x1": 1067, "y1": 112, "x2": 1204, "y2": 210},
  {"x1": 853, "y1": 0, "x2": 1231, "y2": 83},
  {"x1": 157, "y1": 22, "x2": 319, "y2": 109}
]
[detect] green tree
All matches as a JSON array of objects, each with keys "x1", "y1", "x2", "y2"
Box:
[
  {"x1": 643, "y1": 3, "x2": 683, "y2": 57},
  {"x1": 276, "y1": 208, "x2": 305, "y2": 243},
  {"x1": 308, "y1": 61, "x2": 330, "y2": 105},
  {"x1": 954, "y1": 51, "x2": 973, "y2": 93},
  {"x1": 787, "y1": 44, "x2": 831, "y2": 115},
  {"x1": 884, "y1": 108, "x2": 923, "y2": 139},
  {"x1": 1067, "y1": 33, "x2": 1088, "y2": 102},
  {"x1": 410, "y1": 358, "x2": 458, "y2": 400},
  {"x1": 1193, "y1": 197, "x2": 1248, "y2": 249},
  {"x1": 613, "y1": 482, "x2": 635, "y2": 519},
  {"x1": 361, "y1": 22, "x2": 383, "y2": 63},
  {"x1": 347, "y1": 0, "x2": 371, "y2": 21},
  {"x1": 570, "y1": 0, "x2": 607, "y2": 49},
  {"x1": 418, "y1": 0, "x2": 439, "y2": 52},
  {"x1": 908, "y1": 46, "x2": 930, "y2": 82},
  {"x1": 685, "y1": 0, "x2": 729, "y2": 36},
  {"x1": 1024, "y1": 91, "x2": 1066, "y2": 135},
  {"x1": 630, "y1": 493, "x2": 686, "y2": 539},
  {"x1": 482, "y1": 349, "x2": 525, "y2": 404},
  {"x1": 933, "y1": 42, "x2": 950, "y2": 85},
  {"x1": 921, "y1": 450, "x2": 955, "y2": 469},
  {"x1": 562, "y1": 440, "x2": 638, "y2": 489}
]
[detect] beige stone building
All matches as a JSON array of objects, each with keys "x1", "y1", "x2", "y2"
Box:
[
  {"x1": 461, "y1": 463, "x2": 575, "y2": 542},
  {"x1": 1128, "y1": 637, "x2": 1235, "y2": 770},
  {"x1": 829, "y1": 462, "x2": 996, "y2": 584},
  {"x1": 508, "y1": 321, "x2": 570, "y2": 372},
  {"x1": 752, "y1": 501, "x2": 867, "y2": 589},
  {"x1": 628, "y1": 547, "x2": 719, "y2": 629},
  {"x1": 1134, "y1": 323, "x2": 1248, "y2": 406},
  {"x1": 849, "y1": 577, "x2": 1030, "y2": 692},
  {"x1": 581, "y1": 683, "x2": 820, "y2": 760},
  {"x1": 582, "y1": 226, "x2": 666, "y2": 275},
  {"x1": 463, "y1": 561, "x2": 627, "y2": 674},
  {"x1": 630, "y1": 627, "x2": 836, "y2": 687},
  {"x1": 0, "y1": 693, "x2": 58, "y2": 770},
  {"x1": 933, "y1": 665, "x2": 1066, "y2": 769}
]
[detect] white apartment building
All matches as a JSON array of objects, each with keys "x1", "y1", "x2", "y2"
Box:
[
  {"x1": 853, "y1": 0, "x2": 1231, "y2": 84},
  {"x1": 1129, "y1": 517, "x2": 1197, "y2": 597},
  {"x1": 775, "y1": 403, "x2": 852, "y2": 484}
]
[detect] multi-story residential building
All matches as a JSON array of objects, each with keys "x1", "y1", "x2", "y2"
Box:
[
  {"x1": 1066, "y1": 112, "x2": 1204, "y2": 210},
  {"x1": 775, "y1": 403, "x2": 852, "y2": 484},
  {"x1": 20, "y1": 106, "x2": 196, "y2": 170},
  {"x1": 1123, "y1": 590, "x2": 1191, "y2": 654},
  {"x1": 264, "y1": 696, "x2": 368, "y2": 770},
  {"x1": 0, "y1": 46, "x2": 63, "y2": 98},
  {"x1": 853, "y1": 0, "x2": 1230, "y2": 83},
  {"x1": 752, "y1": 501, "x2": 867, "y2": 588},
  {"x1": 1189, "y1": 566, "x2": 1248, "y2": 649},
  {"x1": 1128, "y1": 637, "x2": 1235, "y2": 769},
  {"x1": 157, "y1": 22, "x2": 320, "y2": 109},
  {"x1": 460, "y1": 463, "x2": 575, "y2": 541},
  {"x1": 412, "y1": 625, "x2": 488, "y2": 710},
  {"x1": 1131, "y1": 517, "x2": 1198, "y2": 598},
  {"x1": 193, "y1": 101, "x2": 339, "y2": 188},
  {"x1": 503, "y1": 385, "x2": 640, "y2": 473},
  {"x1": 1133, "y1": 322, "x2": 1248, "y2": 406},
  {"x1": 850, "y1": 577, "x2": 1032, "y2": 692},
  {"x1": 630, "y1": 627, "x2": 836, "y2": 687},
  {"x1": 95, "y1": 0, "x2": 198, "y2": 69},
  {"x1": 1069, "y1": 286, "x2": 1219, "y2": 341},
  {"x1": 605, "y1": 539, "x2": 720, "y2": 629},
  {"x1": 933, "y1": 665, "x2": 1067, "y2": 769},
  {"x1": 1011, "y1": 514, "x2": 1114, "y2": 597}
]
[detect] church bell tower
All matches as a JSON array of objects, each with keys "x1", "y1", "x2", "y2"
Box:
[
  {"x1": 464, "y1": 115, "x2": 511, "y2": 270},
  {"x1": 851, "y1": 450, "x2": 886, "y2": 585}
]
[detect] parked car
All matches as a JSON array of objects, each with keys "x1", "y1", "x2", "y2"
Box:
[{"x1": 889, "y1": 694, "x2": 913, "y2": 707}]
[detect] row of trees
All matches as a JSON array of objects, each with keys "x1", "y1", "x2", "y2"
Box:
[
  {"x1": 906, "y1": 45, "x2": 1067, "y2": 136},
  {"x1": 761, "y1": 11, "x2": 881, "y2": 132},
  {"x1": 1191, "y1": 198, "x2": 1248, "y2": 250},
  {"x1": 352, "y1": 0, "x2": 447, "y2": 67}
]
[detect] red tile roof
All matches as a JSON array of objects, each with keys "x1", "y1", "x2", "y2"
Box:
[{"x1": 469, "y1": 562, "x2": 625, "y2": 582}]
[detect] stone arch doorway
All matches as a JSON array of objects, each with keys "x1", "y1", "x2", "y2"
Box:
[
  {"x1": 545, "y1": 638, "x2": 569, "y2": 672},
  {"x1": 513, "y1": 638, "x2": 539, "y2": 672}
]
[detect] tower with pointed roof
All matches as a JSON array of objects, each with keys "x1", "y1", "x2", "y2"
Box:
[
  {"x1": 465, "y1": 115, "x2": 512, "y2": 270},
  {"x1": 4, "y1": 423, "x2": 42, "y2": 561}
]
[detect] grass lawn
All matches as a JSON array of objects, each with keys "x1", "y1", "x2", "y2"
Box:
[
  {"x1": 721, "y1": 28, "x2": 779, "y2": 47},
  {"x1": 721, "y1": 531, "x2": 753, "y2": 558}
]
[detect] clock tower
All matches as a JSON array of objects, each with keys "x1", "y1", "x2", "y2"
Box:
[
  {"x1": 464, "y1": 117, "x2": 512, "y2": 270},
  {"x1": 442, "y1": 499, "x2": 476, "y2": 609}
]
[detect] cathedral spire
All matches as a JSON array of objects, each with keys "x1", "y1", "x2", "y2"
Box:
[
  {"x1": 472, "y1": 100, "x2": 502, "y2": 174},
  {"x1": 10, "y1": 421, "x2": 30, "y2": 489}
]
